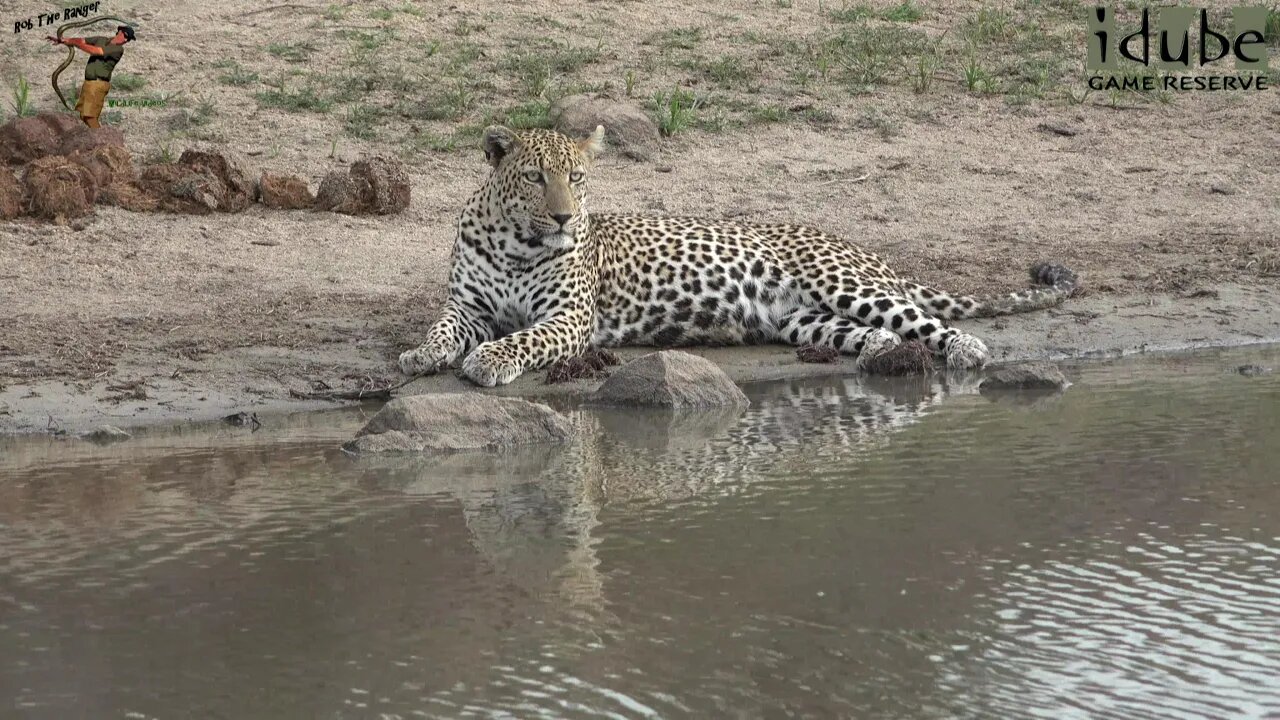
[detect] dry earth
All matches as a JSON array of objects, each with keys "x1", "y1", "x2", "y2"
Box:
[{"x1": 1, "y1": 0, "x2": 1278, "y2": 434}]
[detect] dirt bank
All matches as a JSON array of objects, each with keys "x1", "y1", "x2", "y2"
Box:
[{"x1": 1, "y1": 0, "x2": 1278, "y2": 435}]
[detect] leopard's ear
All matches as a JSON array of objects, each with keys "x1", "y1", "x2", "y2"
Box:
[
  {"x1": 482, "y1": 126, "x2": 519, "y2": 168},
  {"x1": 577, "y1": 125, "x2": 605, "y2": 161}
]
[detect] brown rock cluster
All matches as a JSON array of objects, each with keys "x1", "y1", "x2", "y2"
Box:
[
  {"x1": 0, "y1": 112, "x2": 410, "y2": 223},
  {"x1": 314, "y1": 156, "x2": 410, "y2": 215}
]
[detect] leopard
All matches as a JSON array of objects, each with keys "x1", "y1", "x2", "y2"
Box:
[{"x1": 398, "y1": 125, "x2": 1078, "y2": 387}]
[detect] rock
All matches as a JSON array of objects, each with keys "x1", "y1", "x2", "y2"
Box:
[
  {"x1": 862, "y1": 340, "x2": 934, "y2": 375},
  {"x1": 81, "y1": 425, "x2": 131, "y2": 444},
  {"x1": 594, "y1": 350, "x2": 749, "y2": 409},
  {"x1": 22, "y1": 155, "x2": 98, "y2": 221},
  {"x1": 258, "y1": 171, "x2": 314, "y2": 209},
  {"x1": 315, "y1": 155, "x2": 410, "y2": 215},
  {"x1": 138, "y1": 163, "x2": 221, "y2": 214},
  {"x1": 980, "y1": 363, "x2": 1069, "y2": 392},
  {"x1": 177, "y1": 148, "x2": 257, "y2": 212},
  {"x1": 67, "y1": 144, "x2": 133, "y2": 188},
  {"x1": 0, "y1": 166, "x2": 22, "y2": 220},
  {"x1": 343, "y1": 393, "x2": 575, "y2": 454},
  {"x1": 350, "y1": 156, "x2": 410, "y2": 214},
  {"x1": 549, "y1": 94, "x2": 660, "y2": 159},
  {"x1": 0, "y1": 112, "x2": 81, "y2": 165},
  {"x1": 314, "y1": 170, "x2": 361, "y2": 214},
  {"x1": 1236, "y1": 364, "x2": 1273, "y2": 377},
  {"x1": 100, "y1": 178, "x2": 160, "y2": 212},
  {"x1": 56, "y1": 126, "x2": 126, "y2": 157},
  {"x1": 223, "y1": 411, "x2": 262, "y2": 428}
]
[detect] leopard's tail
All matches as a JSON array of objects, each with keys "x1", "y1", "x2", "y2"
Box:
[{"x1": 901, "y1": 262, "x2": 1078, "y2": 321}]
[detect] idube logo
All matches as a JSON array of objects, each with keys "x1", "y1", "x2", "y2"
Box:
[{"x1": 1087, "y1": 6, "x2": 1271, "y2": 91}]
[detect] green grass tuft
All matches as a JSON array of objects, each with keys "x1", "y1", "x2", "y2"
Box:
[
  {"x1": 111, "y1": 73, "x2": 147, "y2": 91},
  {"x1": 881, "y1": 1, "x2": 923, "y2": 23}
]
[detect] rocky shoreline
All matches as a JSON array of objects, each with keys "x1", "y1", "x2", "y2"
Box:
[{"x1": 2, "y1": 283, "x2": 1278, "y2": 438}]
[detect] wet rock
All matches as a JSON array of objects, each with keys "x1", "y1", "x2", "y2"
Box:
[
  {"x1": 549, "y1": 95, "x2": 660, "y2": 159},
  {"x1": 22, "y1": 155, "x2": 98, "y2": 221},
  {"x1": 0, "y1": 112, "x2": 81, "y2": 165},
  {"x1": 863, "y1": 341, "x2": 934, "y2": 375},
  {"x1": 316, "y1": 155, "x2": 410, "y2": 215},
  {"x1": 81, "y1": 425, "x2": 131, "y2": 444},
  {"x1": 56, "y1": 126, "x2": 126, "y2": 157},
  {"x1": 1237, "y1": 364, "x2": 1273, "y2": 377},
  {"x1": 222, "y1": 411, "x2": 262, "y2": 429},
  {"x1": 258, "y1": 171, "x2": 314, "y2": 209},
  {"x1": 594, "y1": 351, "x2": 749, "y2": 409},
  {"x1": 344, "y1": 393, "x2": 574, "y2": 454},
  {"x1": 177, "y1": 148, "x2": 257, "y2": 212},
  {"x1": 0, "y1": 166, "x2": 23, "y2": 220},
  {"x1": 980, "y1": 363, "x2": 1069, "y2": 392}
]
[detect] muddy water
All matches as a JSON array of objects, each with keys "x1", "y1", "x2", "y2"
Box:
[{"x1": 1, "y1": 349, "x2": 1278, "y2": 720}]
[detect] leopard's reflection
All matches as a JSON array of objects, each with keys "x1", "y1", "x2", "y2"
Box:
[{"x1": 409, "y1": 373, "x2": 979, "y2": 612}]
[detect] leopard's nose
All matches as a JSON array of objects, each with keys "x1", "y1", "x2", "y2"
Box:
[{"x1": 551, "y1": 213, "x2": 572, "y2": 227}]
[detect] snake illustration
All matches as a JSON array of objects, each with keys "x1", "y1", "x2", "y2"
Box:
[{"x1": 51, "y1": 15, "x2": 134, "y2": 111}]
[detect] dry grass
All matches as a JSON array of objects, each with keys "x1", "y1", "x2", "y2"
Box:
[
  {"x1": 796, "y1": 344, "x2": 840, "y2": 363},
  {"x1": 545, "y1": 348, "x2": 622, "y2": 383}
]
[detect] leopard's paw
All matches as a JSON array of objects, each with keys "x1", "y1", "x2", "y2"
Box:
[
  {"x1": 945, "y1": 333, "x2": 989, "y2": 370},
  {"x1": 460, "y1": 343, "x2": 524, "y2": 387},
  {"x1": 398, "y1": 343, "x2": 453, "y2": 376},
  {"x1": 854, "y1": 328, "x2": 902, "y2": 371}
]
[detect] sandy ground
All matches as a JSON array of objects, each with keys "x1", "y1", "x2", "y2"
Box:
[{"x1": 1, "y1": 0, "x2": 1278, "y2": 435}]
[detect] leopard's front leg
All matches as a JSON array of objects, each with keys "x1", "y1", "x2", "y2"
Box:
[
  {"x1": 398, "y1": 299, "x2": 494, "y2": 376},
  {"x1": 460, "y1": 312, "x2": 591, "y2": 387}
]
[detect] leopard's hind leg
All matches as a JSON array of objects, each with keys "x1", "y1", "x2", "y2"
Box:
[
  {"x1": 775, "y1": 309, "x2": 901, "y2": 370},
  {"x1": 794, "y1": 276, "x2": 990, "y2": 368}
]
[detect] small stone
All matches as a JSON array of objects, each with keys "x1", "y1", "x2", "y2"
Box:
[
  {"x1": 258, "y1": 171, "x2": 314, "y2": 210},
  {"x1": 594, "y1": 351, "x2": 748, "y2": 409},
  {"x1": 980, "y1": 363, "x2": 1069, "y2": 392},
  {"x1": 350, "y1": 156, "x2": 410, "y2": 214},
  {"x1": 1236, "y1": 364, "x2": 1272, "y2": 377}
]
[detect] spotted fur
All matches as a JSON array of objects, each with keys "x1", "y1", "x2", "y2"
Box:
[{"x1": 399, "y1": 126, "x2": 1078, "y2": 386}]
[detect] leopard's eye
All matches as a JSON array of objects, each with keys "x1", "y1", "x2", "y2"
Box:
[
  {"x1": 523, "y1": 170, "x2": 543, "y2": 184},
  {"x1": 569, "y1": 171, "x2": 585, "y2": 183}
]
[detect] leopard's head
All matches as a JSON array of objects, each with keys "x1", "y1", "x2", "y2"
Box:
[{"x1": 481, "y1": 125, "x2": 604, "y2": 253}]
